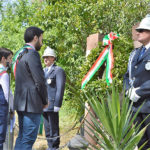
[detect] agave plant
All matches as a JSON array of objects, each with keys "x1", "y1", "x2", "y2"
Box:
[{"x1": 83, "y1": 86, "x2": 146, "y2": 150}]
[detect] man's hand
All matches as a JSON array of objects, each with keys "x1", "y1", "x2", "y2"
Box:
[
  {"x1": 54, "y1": 106, "x2": 60, "y2": 112},
  {"x1": 43, "y1": 104, "x2": 48, "y2": 109},
  {"x1": 10, "y1": 112, "x2": 14, "y2": 119},
  {"x1": 127, "y1": 87, "x2": 140, "y2": 102},
  {"x1": 43, "y1": 101, "x2": 50, "y2": 109}
]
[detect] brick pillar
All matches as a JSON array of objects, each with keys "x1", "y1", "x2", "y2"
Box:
[
  {"x1": 84, "y1": 33, "x2": 104, "y2": 149},
  {"x1": 86, "y1": 33, "x2": 104, "y2": 56}
]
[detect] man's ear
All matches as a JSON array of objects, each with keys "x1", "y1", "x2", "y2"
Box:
[
  {"x1": 1, "y1": 56, "x2": 6, "y2": 62},
  {"x1": 33, "y1": 35, "x2": 38, "y2": 42}
]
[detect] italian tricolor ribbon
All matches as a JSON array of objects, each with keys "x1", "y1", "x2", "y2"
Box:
[
  {"x1": 12, "y1": 45, "x2": 32, "y2": 77},
  {"x1": 0, "y1": 67, "x2": 7, "y2": 76},
  {"x1": 81, "y1": 32, "x2": 119, "y2": 89}
]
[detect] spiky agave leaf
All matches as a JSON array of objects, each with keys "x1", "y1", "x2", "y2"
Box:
[{"x1": 84, "y1": 84, "x2": 146, "y2": 150}]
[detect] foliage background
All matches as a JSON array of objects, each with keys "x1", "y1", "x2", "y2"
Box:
[{"x1": 0, "y1": 0, "x2": 150, "y2": 118}]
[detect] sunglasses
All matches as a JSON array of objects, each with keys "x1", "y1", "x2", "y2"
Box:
[{"x1": 137, "y1": 29, "x2": 149, "y2": 33}]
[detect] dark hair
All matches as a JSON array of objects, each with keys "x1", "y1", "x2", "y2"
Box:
[
  {"x1": 0, "y1": 48, "x2": 13, "y2": 61},
  {"x1": 24, "y1": 26, "x2": 44, "y2": 43}
]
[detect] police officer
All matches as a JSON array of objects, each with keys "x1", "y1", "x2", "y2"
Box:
[
  {"x1": 42, "y1": 47, "x2": 66, "y2": 150},
  {"x1": 124, "y1": 14, "x2": 150, "y2": 149}
]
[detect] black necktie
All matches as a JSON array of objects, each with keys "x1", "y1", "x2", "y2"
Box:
[{"x1": 139, "y1": 46, "x2": 146, "y2": 60}]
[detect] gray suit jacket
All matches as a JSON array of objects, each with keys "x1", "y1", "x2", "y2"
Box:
[
  {"x1": 124, "y1": 46, "x2": 150, "y2": 113},
  {"x1": 14, "y1": 45, "x2": 48, "y2": 113},
  {"x1": 43, "y1": 64, "x2": 66, "y2": 112}
]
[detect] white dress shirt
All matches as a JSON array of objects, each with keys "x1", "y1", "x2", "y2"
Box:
[
  {"x1": 145, "y1": 42, "x2": 150, "y2": 50},
  {"x1": 46, "y1": 64, "x2": 54, "y2": 73},
  {"x1": 0, "y1": 64, "x2": 13, "y2": 110}
]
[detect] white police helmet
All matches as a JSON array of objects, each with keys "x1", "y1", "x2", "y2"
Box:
[
  {"x1": 42, "y1": 46, "x2": 56, "y2": 58},
  {"x1": 136, "y1": 14, "x2": 150, "y2": 31}
]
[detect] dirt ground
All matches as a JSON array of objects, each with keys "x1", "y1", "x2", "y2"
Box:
[
  {"x1": 32, "y1": 122, "x2": 78, "y2": 150},
  {"x1": 32, "y1": 125, "x2": 78, "y2": 150}
]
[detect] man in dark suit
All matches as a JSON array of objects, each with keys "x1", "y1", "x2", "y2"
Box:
[
  {"x1": 124, "y1": 14, "x2": 150, "y2": 149},
  {"x1": 14, "y1": 26, "x2": 48, "y2": 150},
  {"x1": 42, "y1": 47, "x2": 66, "y2": 150}
]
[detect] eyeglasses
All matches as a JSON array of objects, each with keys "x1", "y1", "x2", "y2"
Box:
[{"x1": 137, "y1": 29, "x2": 149, "y2": 33}]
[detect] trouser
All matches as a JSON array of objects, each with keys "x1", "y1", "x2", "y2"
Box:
[
  {"x1": 14, "y1": 111, "x2": 41, "y2": 150},
  {"x1": 43, "y1": 112, "x2": 60, "y2": 150},
  {"x1": 133, "y1": 113, "x2": 150, "y2": 150},
  {"x1": 0, "y1": 102, "x2": 8, "y2": 150}
]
